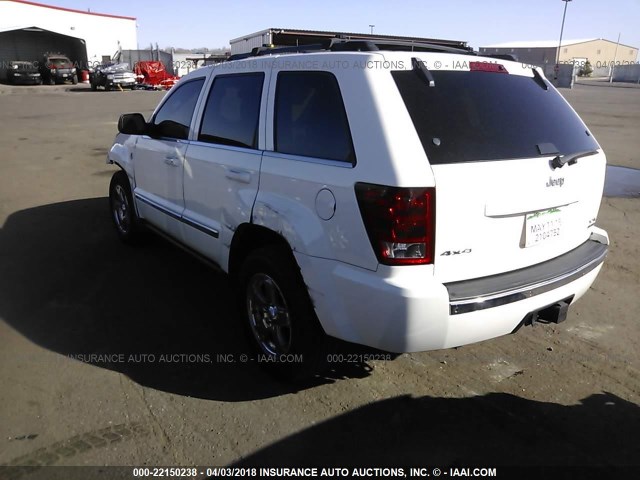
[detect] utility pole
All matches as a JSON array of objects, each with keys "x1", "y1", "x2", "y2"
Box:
[
  {"x1": 610, "y1": 32, "x2": 620, "y2": 83},
  {"x1": 555, "y1": 0, "x2": 572, "y2": 79},
  {"x1": 369, "y1": 24, "x2": 375, "y2": 35}
]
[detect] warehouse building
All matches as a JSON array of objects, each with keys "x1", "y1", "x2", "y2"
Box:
[
  {"x1": 230, "y1": 28, "x2": 469, "y2": 55},
  {"x1": 0, "y1": 0, "x2": 137, "y2": 77},
  {"x1": 479, "y1": 38, "x2": 638, "y2": 71}
]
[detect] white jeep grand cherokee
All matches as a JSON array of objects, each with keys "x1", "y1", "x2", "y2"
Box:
[{"x1": 107, "y1": 40, "x2": 608, "y2": 379}]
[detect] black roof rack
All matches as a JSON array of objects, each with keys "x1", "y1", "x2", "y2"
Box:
[
  {"x1": 484, "y1": 53, "x2": 518, "y2": 62},
  {"x1": 226, "y1": 38, "x2": 475, "y2": 61}
]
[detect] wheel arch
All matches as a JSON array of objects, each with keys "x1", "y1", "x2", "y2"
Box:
[
  {"x1": 107, "y1": 135, "x2": 137, "y2": 185},
  {"x1": 227, "y1": 223, "x2": 296, "y2": 279}
]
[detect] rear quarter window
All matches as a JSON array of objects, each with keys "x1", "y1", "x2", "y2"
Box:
[
  {"x1": 392, "y1": 69, "x2": 599, "y2": 164},
  {"x1": 274, "y1": 71, "x2": 356, "y2": 164}
]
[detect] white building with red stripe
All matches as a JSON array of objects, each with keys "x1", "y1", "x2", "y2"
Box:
[{"x1": 0, "y1": 0, "x2": 137, "y2": 70}]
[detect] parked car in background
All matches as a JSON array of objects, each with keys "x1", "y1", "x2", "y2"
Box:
[
  {"x1": 90, "y1": 62, "x2": 137, "y2": 91},
  {"x1": 39, "y1": 53, "x2": 77, "y2": 85},
  {"x1": 7, "y1": 61, "x2": 42, "y2": 85}
]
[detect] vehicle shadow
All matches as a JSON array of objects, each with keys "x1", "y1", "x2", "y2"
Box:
[
  {"x1": 64, "y1": 87, "x2": 95, "y2": 93},
  {"x1": 0, "y1": 198, "x2": 373, "y2": 401},
  {"x1": 232, "y1": 391, "x2": 640, "y2": 467}
]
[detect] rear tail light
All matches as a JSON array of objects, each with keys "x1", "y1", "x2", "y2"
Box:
[{"x1": 355, "y1": 183, "x2": 435, "y2": 265}]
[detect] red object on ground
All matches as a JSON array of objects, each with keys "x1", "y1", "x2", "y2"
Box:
[
  {"x1": 134, "y1": 61, "x2": 179, "y2": 89},
  {"x1": 80, "y1": 70, "x2": 90, "y2": 83}
]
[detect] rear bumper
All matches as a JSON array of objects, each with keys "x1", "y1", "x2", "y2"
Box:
[
  {"x1": 296, "y1": 229, "x2": 608, "y2": 353},
  {"x1": 446, "y1": 236, "x2": 608, "y2": 315},
  {"x1": 9, "y1": 76, "x2": 41, "y2": 85},
  {"x1": 109, "y1": 78, "x2": 136, "y2": 86},
  {"x1": 53, "y1": 71, "x2": 74, "y2": 79}
]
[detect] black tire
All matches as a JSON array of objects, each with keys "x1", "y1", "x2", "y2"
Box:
[
  {"x1": 48, "y1": 76, "x2": 55, "y2": 85},
  {"x1": 105, "y1": 83, "x2": 111, "y2": 92},
  {"x1": 72, "y1": 74, "x2": 78, "y2": 85},
  {"x1": 91, "y1": 81, "x2": 97, "y2": 91},
  {"x1": 109, "y1": 170, "x2": 145, "y2": 244},
  {"x1": 238, "y1": 245, "x2": 328, "y2": 381}
]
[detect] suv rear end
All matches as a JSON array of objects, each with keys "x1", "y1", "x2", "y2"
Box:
[{"x1": 267, "y1": 50, "x2": 608, "y2": 353}]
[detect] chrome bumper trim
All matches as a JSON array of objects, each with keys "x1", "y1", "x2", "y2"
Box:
[{"x1": 446, "y1": 238, "x2": 608, "y2": 315}]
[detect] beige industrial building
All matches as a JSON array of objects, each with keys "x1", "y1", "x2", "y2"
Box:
[{"x1": 480, "y1": 38, "x2": 638, "y2": 70}]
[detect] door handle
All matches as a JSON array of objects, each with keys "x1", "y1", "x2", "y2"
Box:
[
  {"x1": 164, "y1": 156, "x2": 180, "y2": 167},
  {"x1": 225, "y1": 169, "x2": 252, "y2": 184}
]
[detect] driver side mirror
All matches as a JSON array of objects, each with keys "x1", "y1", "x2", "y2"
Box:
[{"x1": 118, "y1": 113, "x2": 147, "y2": 135}]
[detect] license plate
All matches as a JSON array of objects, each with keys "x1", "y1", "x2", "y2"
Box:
[
  {"x1": 62, "y1": 74, "x2": 68, "y2": 77},
  {"x1": 525, "y1": 208, "x2": 562, "y2": 247}
]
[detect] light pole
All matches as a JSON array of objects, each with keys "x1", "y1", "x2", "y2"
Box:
[
  {"x1": 610, "y1": 32, "x2": 620, "y2": 83},
  {"x1": 369, "y1": 24, "x2": 375, "y2": 35},
  {"x1": 555, "y1": 0, "x2": 572, "y2": 78}
]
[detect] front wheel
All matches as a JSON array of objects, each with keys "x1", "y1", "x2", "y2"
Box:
[
  {"x1": 109, "y1": 170, "x2": 145, "y2": 244},
  {"x1": 238, "y1": 246, "x2": 328, "y2": 381}
]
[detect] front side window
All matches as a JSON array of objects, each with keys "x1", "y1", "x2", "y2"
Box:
[
  {"x1": 274, "y1": 71, "x2": 355, "y2": 163},
  {"x1": 152, "y1": 78, "x2": 205, "y2": 139},
  {"x1": 198, "y1": 73, "x2": 264, "y2": 149}
]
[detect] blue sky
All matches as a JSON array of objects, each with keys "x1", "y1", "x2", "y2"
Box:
[{"x1": 36, "y1": 0, "x2": 640, "y2": 51}]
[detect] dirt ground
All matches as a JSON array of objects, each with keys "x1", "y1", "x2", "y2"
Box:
[{"x1": 0, "y1": 80, "x2": 638, "y2": 476}]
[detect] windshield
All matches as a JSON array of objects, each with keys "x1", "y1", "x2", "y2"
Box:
[
  {"x1": 392, "y1": 69, "x2": 599, "y2": 164},
  {"x1": 48, "y1": 58, "x2": 71, "y2": 67}
]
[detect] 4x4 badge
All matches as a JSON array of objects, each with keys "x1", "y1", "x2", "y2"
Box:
[{"x1": 440, "y1": 249, "x2": 472, "y2": 256}]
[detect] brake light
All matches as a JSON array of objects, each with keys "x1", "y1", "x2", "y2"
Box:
[
  {"x1": 355, "y1": 183, "x2": 435, "y2": 265},
  {"x1": 470, "y1": 61, "x2": 508, "y2": 73}
]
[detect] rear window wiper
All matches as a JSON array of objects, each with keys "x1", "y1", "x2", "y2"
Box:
[
  {"x1": 412, "y1": 57, "x2": 435, "y2": 87},
  {"x1": 532, "y1": 68, "x2": 548, "y2": 91},
  {"x1": 551, "y1": 150, "x2": 598, "y2": 169}
]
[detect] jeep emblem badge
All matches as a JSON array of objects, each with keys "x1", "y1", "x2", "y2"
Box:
[{"x1": 546, "y1": 176, "x2": 565, "y2": 187}]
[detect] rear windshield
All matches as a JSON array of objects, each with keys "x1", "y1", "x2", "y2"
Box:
[{"x1": 392, "y1": 69, "x2": 599, "y2": 164}]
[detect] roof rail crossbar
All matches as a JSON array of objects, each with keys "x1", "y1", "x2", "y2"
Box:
[
  {"x1": 225, "y1": 38, "x2": 475, "y2": 62},
  {"x1": 369, "y1": 39, "x2": 475, "y2": 54},
  {"x1": 226, "y1": 43, "x2": 330, "y2": 61},
  {"x1": 329, "y1": 40, "x2": 379, "y2": 52},
  {"x1": 484, "y1": 53, "x2": 518, "y2": 61},
  {"x1": 253, "y1": 43, "x2": 330, "y2": 56}
]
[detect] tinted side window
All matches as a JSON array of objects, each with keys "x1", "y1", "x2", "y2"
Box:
[
  {"x1": 198, "y1": 73, "x2": 264, "y2": 149},
  {"x1": 275, "y1": 72, "x2": 355, "y2": 163},
  {"x1": 152, "y1": 78, "x2": 205, "y2": 139}
]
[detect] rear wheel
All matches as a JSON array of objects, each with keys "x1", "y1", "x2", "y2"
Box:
[
  {"x1": 109, "y1": 170, "x2": 145, "y2": 244},
  {"x1": 238, "y1": 246, "x2": 328, "y2": 381},
  {"x1": 72, "y1": 74, "x2": 78, "y2": 85}
]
